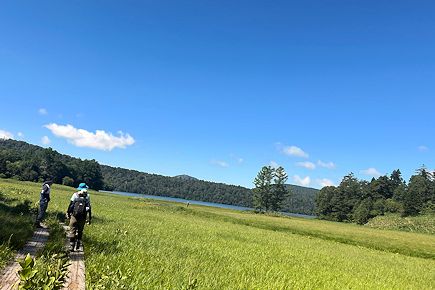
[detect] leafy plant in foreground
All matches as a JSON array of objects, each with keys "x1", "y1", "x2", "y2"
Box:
[{"x1": 17, "y1": 253, "x2": 69, "y2": 290}]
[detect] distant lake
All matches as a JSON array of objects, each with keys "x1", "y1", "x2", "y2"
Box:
[{"x1": 100, "y1": 190, "x2": 316, "y2": 219}]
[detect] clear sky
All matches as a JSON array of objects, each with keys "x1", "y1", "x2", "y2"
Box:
[{"x1": 0, "y1": 1, "x2": 434, "y2": 188}]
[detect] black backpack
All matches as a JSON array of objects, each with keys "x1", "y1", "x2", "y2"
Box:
[{"x1": 72, "y1": 196, "x2": 87, "y2": 218}]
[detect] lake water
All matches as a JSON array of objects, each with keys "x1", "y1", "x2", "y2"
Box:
[{"x1": 100, "y1": 190, "x2": 316, "y2": 219}]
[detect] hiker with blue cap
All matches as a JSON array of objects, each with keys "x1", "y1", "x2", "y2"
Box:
[{"x1": 66, "y1": 183, "x2": 92, "y2": 251}]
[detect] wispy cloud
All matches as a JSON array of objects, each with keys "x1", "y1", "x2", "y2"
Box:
[
  {"x1": 418, "y1": 145, "x2": 429, "y2": 152},
  {"x1": 316, "y1": 178, "x2": 335, "y2": 187},
  {"x1": 230, "y1": 154, "x2": 244, "y2": 164},
  {"x1": 293, "y1": 175, "x2": 311, "y2": 187},
  {"x1": 0, "y1": 129, "x2": 14, "y2": 140},
  {"x1": 210, "y1": 160, "x2": 229, "y2": 168},
  {"x1": 361, "y1": 167, "x2": 382, "y2": 178},
  {"x1": 317, "y1": 160, "x2": 336, "y2": 169},
  {"x1": 44, "y1": 123, "x2": 135, "y2": 151},
  {"x1": 38, "y1": 108, "x2": 48, "y2": 115},
  {"x1": 296, "y1": 161, "x2": 316, "y2": 170},
  {"x1": 41, "y1": 136, "x2": 51, "y2": 145},
  {"x1": 17, "y1": 132, "x2": 24, "y2": 138},
  {"x1": 278, "y1": 143, "x2": 309, "y2": 158}
]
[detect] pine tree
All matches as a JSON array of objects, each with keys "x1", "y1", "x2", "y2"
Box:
[
  {"x1": 253, "y1": 166, "x2": 274, "y2": 211},
  {"x1": 271, "y1": 166, "x2": 289, "y2": 211}
]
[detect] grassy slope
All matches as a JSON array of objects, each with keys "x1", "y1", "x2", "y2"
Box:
[
  {"x1": 1, "y1": 179, "x2": 434, "y2": 289},
  {"x1": 366, "y1": 214, "x2": 435, "y2": 235}
]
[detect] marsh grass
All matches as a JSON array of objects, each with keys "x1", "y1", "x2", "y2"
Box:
[
  {"x1": 83, "y1": 192, "x2": 434, "y2": 289},
  {"x1": 366, "y1": 214, "x2": 435, "y2": 234},
  {"x1": 1, "y1": 179, "x2": 435, "y2": 289},
  {"x1": 0, "y1": 179, "x2": 70, "y2": 271}
]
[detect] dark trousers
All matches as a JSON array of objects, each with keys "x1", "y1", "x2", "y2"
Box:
[
  {"x1": 69, "y1": 215, "x2": 86, "y2": 243},
  {"x1": 36, "y1": 199, "x2": 49, "y2": 223}
]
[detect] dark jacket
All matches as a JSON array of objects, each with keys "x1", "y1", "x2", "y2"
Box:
[
  {"x1": 40, "y1": 183, "x2": 51, "y2": 202},
  {"x1": 67, "y1": 192, "x2": 92, "y2": 221}
]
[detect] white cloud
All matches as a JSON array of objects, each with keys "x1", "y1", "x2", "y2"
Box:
[
  {"x1": 418, "y1": 145, "x2": 429, "y2": 152},
  {"x1": 269, "y1": 161, "x2": 279, "y2": 168},
  {"x1": 17, "y1": 132, "x2": 24, "y2": 138},
  {"x1": 296, "y1": 161, "x2": 316, "y2": 170},
  {"x1": 211, "y1": 160, "x2": 229, "y2": 168},
  {"x1": 316, "y1": 178, "x2": 335, "y2": 187},
  {"x1": 0, "y1": 129, "x2": 14, "y2": 140},
  {"x1": 230, "y1": 154, "x2": 244, "y2": 164},
  {"x1": 44, "y1": 123, "x2": 135, "y2": 151},
  {"x1": 293, "y1": 175, "x2": 311, "y2": 187},
  {"x1": 41, "y1": 136, "x2": 51, "y2": 145},
  {"x1": 361, "y1": 167, "x2": 382, "y2": 178},
  {"x1": 38, "y1": 108, "x2": 48, "y2": 115},
  {"x1": 317, "y1": 160, "x2": 336, "y2": 169},
  {"x1": 281, "y1": 145, "x2": 309, "y2": 158}
]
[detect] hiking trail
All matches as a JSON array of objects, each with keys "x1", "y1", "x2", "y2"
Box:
[{"x1": 0, "y1": 227, "x2": 50, "y2": 290}]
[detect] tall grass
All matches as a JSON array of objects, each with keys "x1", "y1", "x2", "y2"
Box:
[
  {"x1": 366, "y1": 214, "x2": 435, "y2": 234},
  {"x1": 1, "y1": 179, "x2": 435, "y2": 289},
  {"x1": 0, "y1": 184, "x2": 35, "y2": 269},
  {"x1": 0, "y1": 179, "x2": 69, "y2": 270},
  {"x1": 83, "y1": 192, "x2": 435, "y2": 289}
]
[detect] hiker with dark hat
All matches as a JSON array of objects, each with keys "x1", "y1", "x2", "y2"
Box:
[
  {"x1": 35, "y1": 180, "x2": 53, "y2": 228},
  {"x1": 66, "y1": 183, "x2": 92, "y2": 251}
]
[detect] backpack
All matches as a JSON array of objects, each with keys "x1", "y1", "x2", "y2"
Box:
[{"x1": 72, "y1": 196, "x2": 87, "y2": 218}]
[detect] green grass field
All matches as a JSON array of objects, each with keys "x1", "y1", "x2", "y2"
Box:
[{"x1": 1, "y1": 179, "x2": 434, "y2": 289}]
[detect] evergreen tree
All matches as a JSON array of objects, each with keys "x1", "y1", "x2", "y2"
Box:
[
  {"x1": 315, "y1": 186, "x2": 337, "y2": 220},
  {"x1": 370, "y1": 175, "x2": 393, "y2": 199},
  {"x1": 253, "y1": 166, "x2": 274, "y2": 211},
  {"x1": 403, "y1": 167, "x2": 432, "y2": 216},
  {"x1": 353, "y1": 198, "x2": 373, "y2": 225},
  {"x1": 271, "y1": 166, "x2": 289, "y2": 211},
  {"x1": 390, "y1": 169, "x2": 405, "y2": 190},
  {"x1": 335, "y1": 173, "x2": 362, "y2": 221}
]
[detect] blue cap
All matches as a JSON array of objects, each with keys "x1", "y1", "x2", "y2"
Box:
[{"x1": 76, "y1": 183, "x2": 89, "y2": 190}]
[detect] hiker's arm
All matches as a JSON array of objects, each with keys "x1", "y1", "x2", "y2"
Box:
[
  {"x1": 87, "y1": 208, "x2": 92, "y2": 224},
  {"x1": 87, "y1": 199, "x2": 92, "y2": 224},
  {"x1": 67, "y1": 201, "x2": 74, "y2": 216}
]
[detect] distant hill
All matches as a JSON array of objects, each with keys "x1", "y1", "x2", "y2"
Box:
[
  {"x1": 0, "y1": 139, "x2": 103, "y2": 189},
  {"x1": 284, "y1": 185, "x2": 318, "y2": 215},
  {"x1": 0, "y1": 139, "x2": 318, "y2": 215},
  {"x1": 102, "y1": 168, "x2": 318, "y2": 215},
  {"x1": 174, "y1": 174, "x2": 198, "y2": 181},
  {"x1": 101, "y1": 165, "x2": 253, "y2": 207}
]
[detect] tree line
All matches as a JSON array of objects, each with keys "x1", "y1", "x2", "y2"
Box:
[
  {"x1": 0, "y1": 139, "x2": 103, "y2": 189},
  {"x1": 0, "y1": 139, "x2": 318, "y2": 214},
  {"x1": 315, "y1": 168, "x2": 435, "y2": 224}
]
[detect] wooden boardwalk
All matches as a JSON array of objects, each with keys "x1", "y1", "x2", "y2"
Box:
[
  {"x1": 0, "y1": 227, "x2": 50, "y2": 290},
  {"x1": 62, "y1": 224, "x2": 86, "y2": 290},
  {"x1": 0, "y1": 224, "x2": 86, "y2": 290}
]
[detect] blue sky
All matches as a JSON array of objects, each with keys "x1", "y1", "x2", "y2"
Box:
[{"x1": 0, "y1": 1, "x2": 434, "y2": 188}]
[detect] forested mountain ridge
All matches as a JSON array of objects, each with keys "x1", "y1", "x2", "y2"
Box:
[
  {"x1": 102, "y1": 166, "x2": 319, "y2": 214},
  {"x1": 0, "y1": 139, "x2": 103, "y2": 189},
  {"x1": 101, "y1": 165, "x2": 253, "y2": 207},
  {"x1": 0, "y1": 139, "x2": 318, "y2": 214}
]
